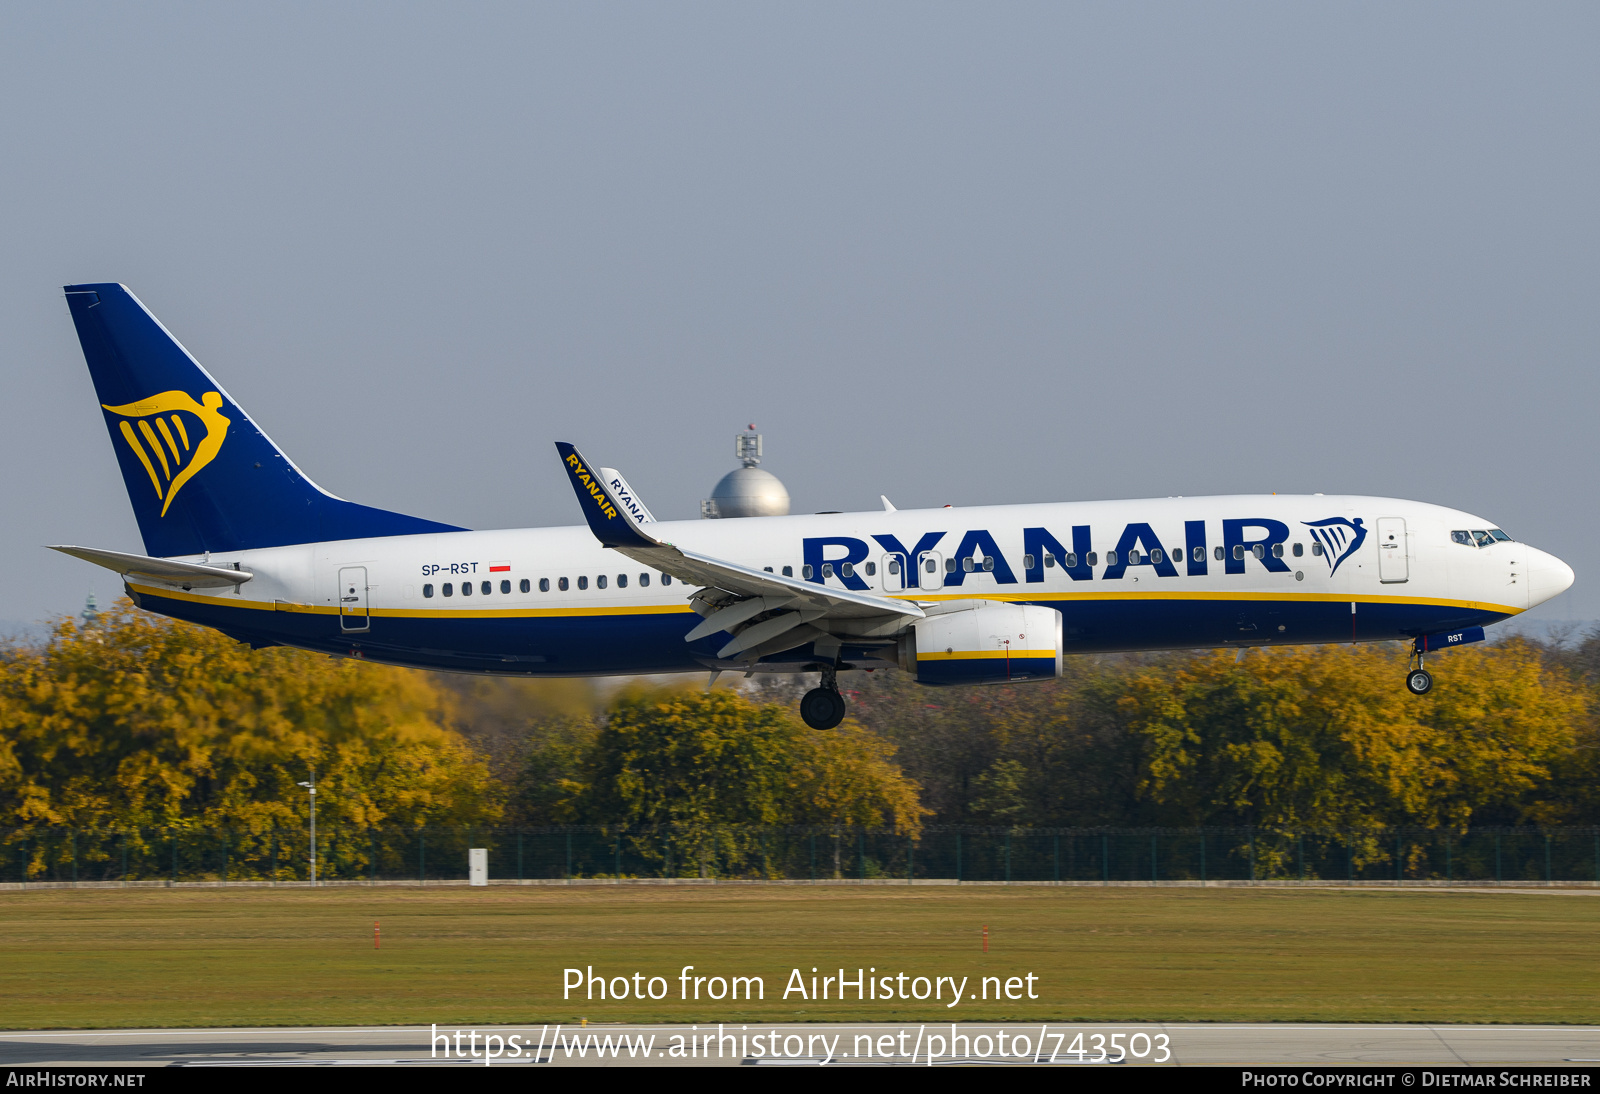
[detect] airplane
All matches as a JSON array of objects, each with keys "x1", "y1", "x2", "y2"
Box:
[{"x1": 51, "y1": 284, "x2": 1576, "y2": 729}]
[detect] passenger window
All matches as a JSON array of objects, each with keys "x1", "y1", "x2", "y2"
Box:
[
  {"x1": 1293, "y1": 543, "x2": 1303, "y2": 557},
  {"x1": 865, "y1": 562, "x2": 876, "y2": 576},
  {"x1": 1193, "y1": 546, "x2": 1205, "y2": 562},
  {"x1": 1128, "y1": 550, "x2": 1141, "y2": 565},
  {"x1": 423, "y1": 583, "x2": 434, "y2": 598},
  {"x1": 1311, "y1": 544, "x2": 1324, "y2": 557},
  {"x1": 889, "y1": 560, "x2": 900, "y2": 575},
  {"x1": 821, "y1": 563, "x2": 834, "y2": 578},
  {"x1": 597, "y1": 575, "x2": 607, "y2": 589},
  {"x1": 1233, "y1": 545, "x2": 1245, "y2": 560},
  {"x1": 558, "y1": 577, "x2": 569, "y2": 591},
  {"x1": 578, "y1": 576, "x2": 589, "y2": 590},
  {"x1": 1451, "y1": 530, "x2": 1474, "y2": 546},
  {"x1": 501, "y1": 580, "x2": 511, "y2": 594},
  {"x1": 803, "y1": 565, "x2": 814, "y2": 579},
  {"x1": 1252, "y1": 544, "x2": 1265, "y2": 560},
  {"x1": 618, "y1": 574, "x2": 628, "y2": 588},
  {"x1": 840, "y1": 563, "x2": 854, "y2": 578},
  {"x1": 1215, "y1": 546, "x2": 1225, "y2": 561},
  {"x1": 1150, "y1": 549, "x2": 1163, "y2": 564},
  {"x1": 1106, "y1": 551, "x2": 1118, "y2": 566},
  {"x1": 1065, "y1": 553, "x2": 1078, "y2": 568},
  {"x1": 477, "y1": 580, "x2": 487, "y2": 595},
  {"x1": 925, "y1": 559, "x2": 937, "y2": 573},
  {"x1": 983, "y1": 557, "x2": 994, "y2": 571},
  {"x1": 782, "y1": 566, "x2": 792, "y2": 577},
  {"x1": 962, "y1": 557, "x2": 974, "y2": 572},
  {"x1": 520, "y1": 579, "x2": 531, "y2": 593},
  {"x1": 764, "y1": 566, "x2": 773, "y2": 573},
  {"x1": 1023, "y1": 554, "x2": 1036, "y2": 570},
  {"x1": 1042, "y1": 554, "x2": 1053, "y2": 568},
  {"x1": 462, "y1": 581, "x2": 473, "y2": 596},
  {"x1": 1087, "y1": 552, "x2": 1098, "y2": 567},
  {"x1": 1272, "y1": 544, "x2": 1284, "y2": 559},
  {"x1": 945, "y1": 558, "x2": 956, "y2": 573},
  {"x1": 539, "y1": 578, "x2": 550, "y2": 592},
  {"x1": 443, "y1": 582, "x2": 454, "y2": 597},
  {"x1": 640, "y1": 573, "x2": 650, "y2": 586},
  {"x1": 662, "y1": 574, "x2": 672, "y2": 585}
]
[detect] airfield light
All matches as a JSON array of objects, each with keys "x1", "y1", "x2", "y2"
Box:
[{"x1": 296, "y1": 768, "x2": 317, "y2": 885}]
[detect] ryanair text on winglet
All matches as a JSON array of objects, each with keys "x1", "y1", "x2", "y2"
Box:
[{"x1": 565, "y1": 453, "x2": 619, "y2": 521}]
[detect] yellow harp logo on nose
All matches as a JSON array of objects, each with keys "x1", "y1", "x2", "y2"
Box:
[{"x1": 102, "y1": 391, "x2": 231, "y2": 517}]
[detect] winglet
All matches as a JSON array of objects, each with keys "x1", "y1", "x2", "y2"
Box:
[{"x1": 555, "y1": 442, "x2": 660, "y2": 549}]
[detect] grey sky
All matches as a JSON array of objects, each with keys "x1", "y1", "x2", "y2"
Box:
[{"x1": 2, "y1": 3, "x2": 1596, "y2": 631}]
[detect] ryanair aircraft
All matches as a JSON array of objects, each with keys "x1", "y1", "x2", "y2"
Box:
[{"x1": 54, "y1": 284, "x2": 1575, "y2": 729}]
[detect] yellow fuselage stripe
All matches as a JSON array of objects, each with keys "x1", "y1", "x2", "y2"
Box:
[
  {"x1": 129, "y1": 583, "x2": 1521, "y2": 622},
  {"x1": 919, "y1": 649, "x2": 1057, "y2": 661},
  {"x1": 892, "y1": 590, "x2": 1522, "y2": 616}
]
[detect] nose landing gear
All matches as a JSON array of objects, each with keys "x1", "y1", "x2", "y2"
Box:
[
  {"x1": 800, "y1": 661, "x2": 847, "y2": 729},
  {"x1": 1405, "y1": 647, "x2": 1433, "y2": 696}
]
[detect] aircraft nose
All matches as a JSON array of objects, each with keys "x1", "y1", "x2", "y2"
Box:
[{"x1": 1524, "y1": 546, "x2": 1575, "y2": 609}]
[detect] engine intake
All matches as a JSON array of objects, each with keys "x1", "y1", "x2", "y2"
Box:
[{"x1": 899, "y1": 600, "x2": 1063, "y2": 686}]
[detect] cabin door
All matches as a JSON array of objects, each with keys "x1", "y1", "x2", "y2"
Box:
[
  {"x1": 1376, "y1": 518, "x2": 1408, "y2": 584},
  {"x1": 338, "y1": 566, "x2": 370, "y2": 631}
]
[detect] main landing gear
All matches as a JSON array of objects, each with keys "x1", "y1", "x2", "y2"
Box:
[
  {"x1": 800, "y1": 662, "x2": 847, "y2": 730},
  {"x1": 1405, "y1": 647, "x2": 1433, "y2": 696}
]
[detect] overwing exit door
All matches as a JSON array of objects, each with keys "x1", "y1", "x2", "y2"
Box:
[
  {"x1": 880, "y1": 554, "x2": 908, "y2": 593},
  {"x1": 917, "y1": 550, "x2": 945, "y2": 592},
  {"x1": 1376, "y1": 518, "x2": 1408, "y2": 583},
  {"x1": 338, "y1": 566, "x2": 370, "y2": 631}
]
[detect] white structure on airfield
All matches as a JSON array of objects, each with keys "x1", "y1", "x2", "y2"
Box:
[{"x1": 701, "y1": 425, "x2": 790, "y2": 519}]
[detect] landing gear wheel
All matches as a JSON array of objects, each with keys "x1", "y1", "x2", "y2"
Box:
[
  {"x1": 1405, "y1": 669, "x2": 1433, "y2": 696},
  {"x1": 800, "y1": 687, "x2": 847, "y2": 730}
]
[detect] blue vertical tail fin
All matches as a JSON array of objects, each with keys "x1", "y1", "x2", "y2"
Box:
[{"x1": 64, "y1": 283, "x2": 463, "y2": 557}]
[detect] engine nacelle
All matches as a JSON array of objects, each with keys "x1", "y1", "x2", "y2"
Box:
[{"x1": 899, "y1": 600, "x2": 1063, "y2": 686}]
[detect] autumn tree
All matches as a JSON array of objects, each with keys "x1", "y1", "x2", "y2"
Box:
[
  {"x1": 539, "y1": 686, "x2": 926, "y2": 876},
  {"x1": 0, "y1": 602, "x2": 498, "y2": 833}
]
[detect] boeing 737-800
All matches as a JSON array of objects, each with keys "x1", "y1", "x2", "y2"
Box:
[{"x1": 52, "y1": 284, "x2": 1575, "y2": 729}]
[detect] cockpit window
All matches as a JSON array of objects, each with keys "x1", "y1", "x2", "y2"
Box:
[{"x1": 1453, "y1": 529, "x2": 1513, "y2": 547}]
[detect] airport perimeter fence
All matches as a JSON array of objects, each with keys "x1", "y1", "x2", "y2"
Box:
[{"x1": 5, "y1": 825, "x2": 1600, "y2": 885}]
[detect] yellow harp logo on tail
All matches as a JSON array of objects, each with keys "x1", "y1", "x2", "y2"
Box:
[{"x1": 101, "y1": 391, "x2": 232, "y2": 516}]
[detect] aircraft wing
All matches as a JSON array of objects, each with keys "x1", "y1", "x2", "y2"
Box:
[
  {"x1": 555, "y1": 443, "x2": 923, "y2": 633},
  {"x1": 49, "y1": 545, "x2": 253, "y2": 589}
]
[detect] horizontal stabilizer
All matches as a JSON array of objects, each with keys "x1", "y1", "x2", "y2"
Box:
[{"x1": 49, "y1": 545, "x2": 252, "y2": 589}]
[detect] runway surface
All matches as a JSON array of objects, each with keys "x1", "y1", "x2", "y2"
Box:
[{"x1": 3, "y1": 1023, "x2": 1599, "y2": 1067}]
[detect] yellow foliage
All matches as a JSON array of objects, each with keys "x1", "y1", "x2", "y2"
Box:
[
  {"x1": 1122, "y1": 642, "x2": 1585, "y2": 830},
  {"x1": 567, "y1": 688, "x2": 926, "y2": 836},
  {"x1": 0, "y1": 602, "x2": 498, "y2": 830}
]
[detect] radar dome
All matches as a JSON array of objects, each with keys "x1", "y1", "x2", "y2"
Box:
[{"x1": 702, "y1": 425, "x2": 790, "y2": 518}]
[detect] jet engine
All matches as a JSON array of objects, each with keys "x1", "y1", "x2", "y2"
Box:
[{"x1": 897, "y1": 600, "x2": 1063, "y2": 686}]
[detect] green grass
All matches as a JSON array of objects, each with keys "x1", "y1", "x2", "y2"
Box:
[{"x1": 0, "y1": 886, "x2": 1595, "y2": 1028}]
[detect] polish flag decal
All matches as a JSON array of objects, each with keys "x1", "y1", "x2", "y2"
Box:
[{"x1": 489, "y1": 561, "x2": 511, "y2": 572}]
